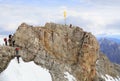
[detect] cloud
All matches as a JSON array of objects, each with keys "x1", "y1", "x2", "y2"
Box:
[
  {"x1": 0, "y1": 0, "x2": 120, "y2": 36},
  {"x1": 103, "y1": 20, "x2": 120, "y2": 34},
  {"x1": 0, "y1": 4, "x2": 63, "y2": 32},
  {"x1": 79, "y1": 0, "x2": 120, "y2": 6},
  {"x1": 58, "y1": 5, "x2": 120, "y2": 35}
]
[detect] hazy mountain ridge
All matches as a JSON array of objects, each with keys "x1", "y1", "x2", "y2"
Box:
[{"x1": 98, "y1": 37, "x2": 120, "y2": 64}]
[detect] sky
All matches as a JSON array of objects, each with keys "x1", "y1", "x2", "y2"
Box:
[{"x1": 0, "y1": 0, "x2": 120, "y2": 36}]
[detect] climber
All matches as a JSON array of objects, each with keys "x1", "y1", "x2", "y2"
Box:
[
  {"x1": 12, "y1": 35, "x2": 15, "y2": 47},
  {"x1": 8, "y1": 34, "x2": 15, "y2": 47},
  {"x1": 4, "y1": 38, "x2": 7, "y2": 46},
  {"x1": 69, "y1": 24, "x2": 72, "y2": 28},
  {"x1": 12, "y1": 40, "x2": 15, "y2": 47},
  {"x1": 15, "y1": 47, "x2": 20, "y2": 63},
  {"x1": 8, "y1": 34, "x2": 12, "y2": 46}
]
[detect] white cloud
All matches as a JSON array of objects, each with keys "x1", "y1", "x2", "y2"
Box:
[
  {"x1": 0, "y1": 4, "x2": 65, "y2": 32},
  {"x1": 58, "y1": 6, "x2": 120, "y2": 35},
  {"x1": 78, "y1": 0, "x2": 120, "y2": 6},
  {"x1": 0, "y1": 1, "x2": 120, "y2": 35}
]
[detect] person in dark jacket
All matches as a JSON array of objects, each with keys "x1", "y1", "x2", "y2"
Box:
[
  {"x1": 15, "y1": 47, "x2": 20, "y2": 63},
  {"x1": 8, "y1": 34, "x2": 12, "y2": 46},
  {"x1": 69, "y1": 24, "x2": 72, "y2": 28},
  {"x1": 12, "y1": 40, "x2": 15, "y2": 47}
]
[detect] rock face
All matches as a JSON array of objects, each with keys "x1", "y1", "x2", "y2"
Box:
[
  {"x1": 0, "y1": 23, "x2": 120, "y2": 81},
  {"x1": 0, "y1": 46, "x2": 15, "y2": 73},
  {"x1": 96, "y1": 52, "x2": 120, "y2": 80}
]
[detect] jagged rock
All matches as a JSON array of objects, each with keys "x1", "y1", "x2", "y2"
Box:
[
  {"x1": 0, "y1": 22, "x2": 120, "y2": 81},
  {"x1": 96, "y1": 52, "x2": 120, "y2": 80},
  {"x1": 0, "y1": 46, "x2": 15, "y2": 73}
]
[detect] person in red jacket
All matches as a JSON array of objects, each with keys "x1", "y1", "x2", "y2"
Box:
[
  {"x1": 15, "y1": 47, "x2": 20, "y2": 63},
  {"x1": 4, "y1": 38, "x2": 7, "y2": 46}
]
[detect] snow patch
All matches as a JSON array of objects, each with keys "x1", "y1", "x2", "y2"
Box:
[
  {"x1": 101, "y1": 74, "x2": 120, "y2": 81},
  {"x1": 0, "y1": 58, "x2": 52, "y2": 81},
  {"x1": 64, "y1": 72, "x2": 76, "y2": 81}
]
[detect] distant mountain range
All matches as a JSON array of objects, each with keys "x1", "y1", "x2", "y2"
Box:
[{"x1": 97, "y1": 36, "x2": 120, "y2": 64}]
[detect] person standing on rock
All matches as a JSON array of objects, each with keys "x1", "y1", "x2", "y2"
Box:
[
  {"x1": 12, "y1": 35, "x2": 15, "y2": 47},
  {"x1": 8, "y1": 34, "x2": 15, "y2": 47},
  {"x1": 69, "y1": 24, "x2": 72, "y2": 28},
  {"x1": 4, "y1": 38, "x2": 7, "y2": 46},
  {"x1": 15, "y1": 47, "x2": 20, "y2": 63},
  {"x1": 12, "y1": 40, "x2": 15, "y2": 47},
  {"x1": 8, "y1": 34, "x2": 12, "y2": 46}
]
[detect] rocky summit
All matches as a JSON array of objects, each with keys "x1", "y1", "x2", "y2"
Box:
[{"x1": 0, "y1": 23, "x2": 120, "y2": 81}]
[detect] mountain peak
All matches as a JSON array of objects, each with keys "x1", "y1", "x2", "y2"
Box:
[{"x1": 0, "y1": 23, "x2": 120, "y2": 81}]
